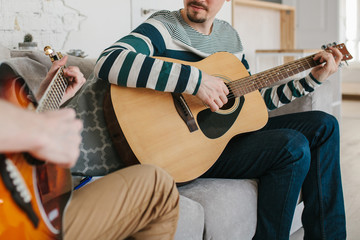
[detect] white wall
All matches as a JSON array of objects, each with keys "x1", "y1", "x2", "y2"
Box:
[
  {"x1": 0, "y1": 0, "x2": 84, "y2": 52},
  {"x1": 63, "y1": 0, "x2": 132, "y2": 58},
  {"x1": 131, "y1": 0, "x2": 183, "y2": 29},
  {"x1": 0, "y1": 0, "x2": 129, "y2": 58},
  {"x1": 0, "y1": 0, "x2": 231, "y2": 59},
  {"x1": 233, "y1": 5, "x2": 281, "y2": 73}
]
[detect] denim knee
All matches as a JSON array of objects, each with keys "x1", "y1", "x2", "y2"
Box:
[
  {"x1": 307, "y1": 111, "x2": 339, "y2": 133},
  {"x1": 283, "y1": 130, "x2": 311, "y2": 177},
  {"x1": 306, "y1": 111, "x2": 340, "y2": 148}
]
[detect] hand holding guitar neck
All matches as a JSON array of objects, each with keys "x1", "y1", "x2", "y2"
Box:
[
  {"x1": 38, "y1": 46, "x2": 86, "y2": 105},
  {"x1": 311, "y1": 45, "x2": 343, "y2": 82}
]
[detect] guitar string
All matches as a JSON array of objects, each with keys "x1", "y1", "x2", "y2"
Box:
[
  {"x1": 225, "y1": 45, "x2": 348, "y2": 100},
  {"x1": 38, "y1": 67, "x2": 68, "y2": 112},
  {"x1": 228, "y1": 58, "x2": 312, "y2": 98},
  {"x1": 224, "y1": 55, "x2": 317, "y2": 100},
  {"x1": 226, "y1": 57, "x2": 314, "y2": 98},
  {"x1": 230, "y1": 56, "x2": 315, "y2": 94}
]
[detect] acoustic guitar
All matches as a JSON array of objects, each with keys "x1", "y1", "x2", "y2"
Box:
[
  {"x1": 104, "y1": 43, "x2": 352, "y2": 184},
  {"x1": 0, "y1": 47, "x2": 72, "y2": 239}
]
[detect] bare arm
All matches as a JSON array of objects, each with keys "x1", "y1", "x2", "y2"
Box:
[
  {"x1": 0, "y1": 100, "x2": 82, "y2": 167},
  {"x1": 0, "y1": 57, "x2": 85, "y2": 167}
]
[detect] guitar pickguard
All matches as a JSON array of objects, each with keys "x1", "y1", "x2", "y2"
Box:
[{"x1": 197, "y1": 96, "x2": 245, "y2": 139}]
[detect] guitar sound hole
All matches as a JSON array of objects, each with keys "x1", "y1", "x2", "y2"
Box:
[{"x1": 220, "y1": 97, "x2": 235, "y2": 110}]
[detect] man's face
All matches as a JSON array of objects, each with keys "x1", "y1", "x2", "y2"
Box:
[{"x1": 183, "y1": 0, "x2": 226, "y2": 23}]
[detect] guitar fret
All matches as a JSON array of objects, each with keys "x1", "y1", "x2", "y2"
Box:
[
  {"x1": 229, "y1": 54, "x2": 319, "y2": 98},
  {"x1": 53, "y1": 83, "x2": 62, "y2": 103},
  {"x1": 49, "y1": 90, "x2": 59, "y2": 108},
  {"x1": 37, "y1": 67, "x2": 68, "y2": 113}
]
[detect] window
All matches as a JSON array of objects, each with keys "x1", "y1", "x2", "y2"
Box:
[{"x1": 346, "y1": 0, "x2": 360, "y2": 61}]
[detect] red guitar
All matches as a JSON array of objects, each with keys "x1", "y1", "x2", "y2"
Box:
[{"x1": 0, "y1": 47, "x2": 72, "y2": 239}]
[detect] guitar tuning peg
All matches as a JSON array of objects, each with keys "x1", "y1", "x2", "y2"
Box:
[
  {"x1": 321, "y1": 42, "x2": 338, "y2": 50},
  {"x1": 339, "y1": 61, "x2": 349, "y2": 68}
]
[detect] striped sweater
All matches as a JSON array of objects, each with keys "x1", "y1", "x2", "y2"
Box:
[{"x1": 95, "y1": 10, "x2": 321, "y2": 111}]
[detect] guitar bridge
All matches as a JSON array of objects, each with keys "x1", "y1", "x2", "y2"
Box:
[{"x1": 171, "y1": 93, "x2": 198, "y2": 132}]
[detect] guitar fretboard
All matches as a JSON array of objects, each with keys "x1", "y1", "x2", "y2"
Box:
[
  {"x1": 227, "y1": 54, "x2": 318, "y2": 99},
  {"x1": 36, "y1": 67, "x2": 68, "y2": 113}
]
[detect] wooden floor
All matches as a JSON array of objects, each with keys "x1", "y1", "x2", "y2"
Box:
[
  {"x1": 291, "y1": 98, "x2": 360, "y2": 239},
  {"x1": 339, "y1": 99, "x2": 360, "y2": 240},
  {"x1": 342, "y1": 82, "x2": 360, "y2": 101}
]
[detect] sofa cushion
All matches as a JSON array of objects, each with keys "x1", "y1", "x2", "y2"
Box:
[
  {"x1": 175, "y1": 196, "x2": 205, "y2": 240},
  {"x1": 65, "y1": 75, "x2": 126, "y2": 176},
  {"x1": 10, "y1": 50, "x2": 52, "y2": 69},
  {"x1": 0, "y1": 57, "x2": 48, "y2": 95},
  {"x1": 179, "y1": 178, "x2": 258, "y2": 240},
  {"x1": 67, "y1": 56, "x2": 96, "y2": 80},
  {"x1": 10, "y1": 49, "x2": 96, "y2": 80}
]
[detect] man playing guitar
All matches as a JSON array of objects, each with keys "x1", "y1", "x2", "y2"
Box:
[
  {"x1": 0, "y1": 56, "x2": 179, "y2": 239},
  {"x1": 94, "y1": 0, "x2": 346, "y2": 239}
]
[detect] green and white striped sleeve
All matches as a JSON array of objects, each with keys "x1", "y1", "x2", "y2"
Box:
[
  {"x1": 260, "y1": 73, "x2": 322, "y2": 110},
  {"x1": 94, "y1": 19, "x2": 202, "y2": 95}
]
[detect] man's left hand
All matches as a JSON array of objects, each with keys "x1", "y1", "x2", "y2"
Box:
[
  {"x1": 36, "y1": 55, "x2": 86, "y2": 105},
  {"x1": 311, "y1": 47, "x2": 343, "y2": 82}
]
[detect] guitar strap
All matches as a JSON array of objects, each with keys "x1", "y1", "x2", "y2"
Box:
[{"x1": 0, "y1": 155, "x2": 39, "y2": 228}]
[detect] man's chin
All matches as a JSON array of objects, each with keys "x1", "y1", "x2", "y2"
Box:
[{"x1": 187, "y1": 13, "x2": 206, "y2": 23}]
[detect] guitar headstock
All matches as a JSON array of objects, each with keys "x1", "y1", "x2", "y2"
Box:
[
  {"x1": 44, "y1": 46, "x2": 63, "y2": 62},
  {"x1": 321, "y1": 42, "x2": 353, "y2": 63}
]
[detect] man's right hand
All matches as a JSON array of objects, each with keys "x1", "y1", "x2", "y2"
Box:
[
  {"x1": 29, "y1": 108, "x2": 83, "y2": 168},
  {"x1": 196, "y1": 72, "x2": 229, "y2": 112}
]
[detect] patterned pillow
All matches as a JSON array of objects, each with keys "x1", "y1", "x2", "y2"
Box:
[{"x1": 65, "y1": 75, "x2": 125, "y2": 176}]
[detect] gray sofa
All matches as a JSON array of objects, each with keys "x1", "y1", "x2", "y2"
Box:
[{"x1": 0, "y1": 44, "x2": 335, "y2": 239}]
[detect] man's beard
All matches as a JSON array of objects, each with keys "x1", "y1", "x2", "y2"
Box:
[
  {"x1": 186, "y1": 1, "x2": 208, "y2": 23},
  {"x1": 187, "y1": 12, "x2": 206, "y2": 23}
]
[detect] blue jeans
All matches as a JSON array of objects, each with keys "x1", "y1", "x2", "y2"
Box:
[{"x1": 201, "y1": 111, "x2": 346, "y2": 240}]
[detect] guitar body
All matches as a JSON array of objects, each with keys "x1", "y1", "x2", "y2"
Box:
[
  {"x1": 107, "y1": 52, "x2": 268, "y2": 183},
  {"x1": 0, "y1": 65, "x2": 72, "y2": 239}
]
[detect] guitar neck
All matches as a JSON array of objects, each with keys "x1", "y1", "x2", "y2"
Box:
[
  {"x1": 228, "y1": 54, "x2": 318, "y2": 98},
  {"x1": 36, "y1": 67, "x2": 68, "y2": 113}
]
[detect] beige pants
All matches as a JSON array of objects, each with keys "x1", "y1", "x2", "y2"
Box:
[{"x1": 64, "y1": 164, "x2": 179, "y2": 240}]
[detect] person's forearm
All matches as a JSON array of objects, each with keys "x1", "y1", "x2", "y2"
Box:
[
  {"x1": 260, "y1": 73, "x2": 322, "y2": 111},
  {"x1": 0, "y1": 100, "x2": 44, "y2": 153},
  {"x1": 95, "y1": 47, "x2": 201, "y2": 95},
  {"x1": 94, "y1": 22, "x2": 201, "y2": 95},
  {"x1": 0, "y1": 100, "x2": 82, "y2": 167}
]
